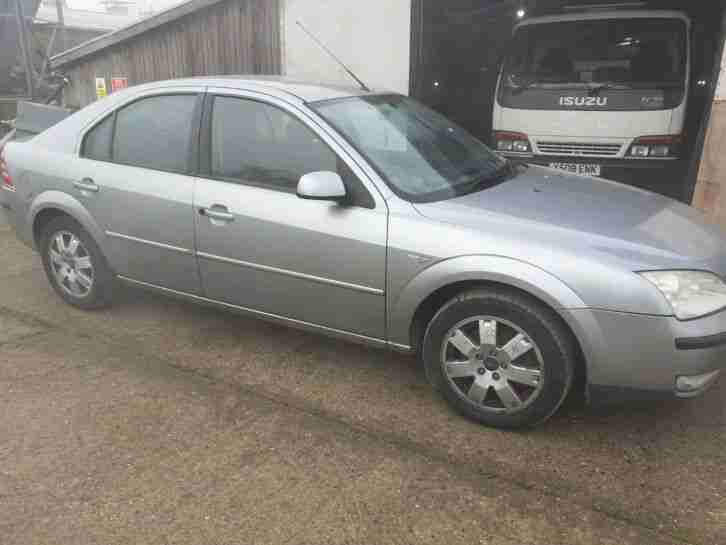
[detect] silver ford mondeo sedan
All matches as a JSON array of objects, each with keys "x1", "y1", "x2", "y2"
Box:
[{"x1": 2, "y1": 77, "x2": 726, "y2": 428}]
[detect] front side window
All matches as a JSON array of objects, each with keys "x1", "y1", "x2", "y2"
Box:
[
  {"x1": 312, "y1": 94, "x2": 510, "y2": 203},
  {"x1": 210, "y1": 96, "x2": 346, "y2": 192},
  {"x1": 500, "y1": 18, "x2": 688, "y2": 110},
  {"x1": 112, "y1": 94, "x2": 198, "y2": 173}
]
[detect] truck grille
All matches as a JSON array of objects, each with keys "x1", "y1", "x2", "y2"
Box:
[{"x1": 536, "y1": 141, "x2": 622, "y2": 157}]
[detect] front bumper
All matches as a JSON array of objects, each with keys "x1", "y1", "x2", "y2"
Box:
[{"x1": 563, "y1": 308, "x2": 726, "y2": 406}]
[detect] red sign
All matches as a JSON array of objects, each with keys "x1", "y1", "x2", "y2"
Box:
[{"x1": 110, "y1": 77, "x2": 129, "y2": 93}]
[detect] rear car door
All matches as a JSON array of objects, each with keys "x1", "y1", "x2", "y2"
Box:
[
  {"x1": 193, "y1": 90, "x2": 388, "y2": 339},
  {"x1": 77, "y1": 89, "x2": 203, "y2": 293}
]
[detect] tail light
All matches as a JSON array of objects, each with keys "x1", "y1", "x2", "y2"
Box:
[
  {"x1": 627, "y1": 135, "x2": 682, "y2": 159},
  {"x1": 0, "y1": 146, "x2": 13, "y2": 191},
  {"x1": 493, "y1": 131, "x2": 532, "y2": 153}
]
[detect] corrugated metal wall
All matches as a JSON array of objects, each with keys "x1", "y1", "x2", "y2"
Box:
[{"x1": 62, "y1": 0, "x2": 281, "y2": 108}]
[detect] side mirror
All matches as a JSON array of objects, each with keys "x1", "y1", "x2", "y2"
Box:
[{"x1": 296, "y1": 171, "x2": 347, "y2": 202}]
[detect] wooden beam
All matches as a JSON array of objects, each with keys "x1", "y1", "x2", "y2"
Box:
[
  {"x1": 55, "y1": 0, "x2": 67, "y2": 53},
  {"x1": 13, "y1": 0, "x2": 35, "y2": 99}
]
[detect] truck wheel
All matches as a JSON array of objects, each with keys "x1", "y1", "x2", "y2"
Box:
[{"x1": 422, "y1": 289, "x2": 575, "y2": 429}]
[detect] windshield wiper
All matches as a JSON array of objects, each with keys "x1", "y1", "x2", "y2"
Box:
[
  {"x1": 511, "y1": 81, "x2": 537, "y2": 96},
  {"x1": 589, "y1": 81, "x2": 683, "y2": 94},
  {"x1": 506, "y1": 73, "x2": 539, "y2": 95},
  {"x1": 459, "y1": 161, "x2": 517, "y2": 194},
  {"x1": 588, "y1": 82, "x2": 631, "y2": 96},
  {"x1": 628, "y1": 81, "x2": 682, "y2": 89}
]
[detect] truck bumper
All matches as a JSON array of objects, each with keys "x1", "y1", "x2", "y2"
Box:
[{"x1": 500, "y1": 153, "x2": 684, "y2": 186}]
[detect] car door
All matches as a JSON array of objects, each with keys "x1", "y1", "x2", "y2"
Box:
[
  {"x1": 194, "y1": 91, "x2": 388, "y2": 339},
  {"x1": 76, "y1": 89, "x2": 203, "y2": 294}
]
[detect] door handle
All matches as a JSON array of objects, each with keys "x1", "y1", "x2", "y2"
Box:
[
  {"x1": 200, "y1": 206, "x2": 235, "y2": 222},
  {"x1": 73, "y1": 178, "x2": 99, "y2": 193}
]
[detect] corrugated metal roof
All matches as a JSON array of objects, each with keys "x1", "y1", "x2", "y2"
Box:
[
  {"x1": 50, "y1": 0, "x2": 228, "y2": 68},
  {"x1": 35, "y1": 2, "x2": 139, "y2": 32}
]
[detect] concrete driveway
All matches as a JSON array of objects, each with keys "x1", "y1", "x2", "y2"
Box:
[{"x1": 1, "y1": 212, "x2": 724, "y2": 545}]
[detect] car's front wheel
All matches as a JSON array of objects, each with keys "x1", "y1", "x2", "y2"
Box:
[
  {"x1": 422, "y1": 288, "x2": 575, "y2": 429},
  {"x1": 40, "y1": 216, "x2": 114, "y2": 310}
]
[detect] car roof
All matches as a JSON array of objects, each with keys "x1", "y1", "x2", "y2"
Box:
[{"x1": 130, "y1": 75, "x2": 383, "y2": 103}]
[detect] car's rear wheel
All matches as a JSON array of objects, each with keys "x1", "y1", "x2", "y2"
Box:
[
  {"x1": 40, "y1": 216, "x2": 114, "y2": 310},
  {"x1": 422, "y1": 288, "x2": 575, "y2": 429}
]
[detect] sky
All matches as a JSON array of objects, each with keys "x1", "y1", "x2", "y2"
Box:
[{"x1": 66, "y1": 0, "x2": 186, "y2": 14}]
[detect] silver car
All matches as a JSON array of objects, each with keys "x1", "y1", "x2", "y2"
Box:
[{"x1": 2, "y1": 77, "x2": 726, "y2": 429}]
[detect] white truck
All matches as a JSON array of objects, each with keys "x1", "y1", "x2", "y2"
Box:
[{"x1": 492, "y1": 8, "x2": 690, "y2": 180}]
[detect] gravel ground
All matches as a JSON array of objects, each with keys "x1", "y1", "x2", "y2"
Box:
[{"x1": 1, "y1": 211, "x2": 724, "y2": 545}]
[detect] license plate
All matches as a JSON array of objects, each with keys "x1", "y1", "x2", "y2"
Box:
[{"x1": 548, "y1": 162, "x2": 601, "y2": 177}]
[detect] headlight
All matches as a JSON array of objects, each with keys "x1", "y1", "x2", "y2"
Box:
[
  {"x1": 493, "y1": 131, "x2": 531, "y2": 153},
  {"x1": 627, "y1": 135, "x2": 682, "y2": 159},
  {"x1": 639, "y1": 271, "x2": 726, "y2": 320}
]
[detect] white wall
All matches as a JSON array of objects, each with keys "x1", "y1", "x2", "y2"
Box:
[
  {"x1": 282, "y1": 0, "x2": 411, "y2": 95},
  {"x1": 717, "y1": 46, "x2": 726, "y2": 101}
]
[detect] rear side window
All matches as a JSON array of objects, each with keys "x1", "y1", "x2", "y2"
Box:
[
  {"x1": 82, "y1": 114, "x2": 113, "y2": 161},
  {"x1": 81, "y1": 94, "x2": 198, "y2": 173},
  {"x1": 113, "y1": 94, "x2": 197, "y2": 173}
]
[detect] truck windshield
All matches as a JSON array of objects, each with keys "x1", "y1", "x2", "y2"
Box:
[
  {"x1": 312, "y1": 94, "x2": 512, "y2": 203},
  {"x1": 500, "y1": 17, "x2": 688, "y2": 110}
]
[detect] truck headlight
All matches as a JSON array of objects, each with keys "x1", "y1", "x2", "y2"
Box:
[
  {"x1": 493, "y1": 131, "x2": 531, "y2": 153},
  {"x1": 639, "y1": 271, "x2": 726, "y2": 320},
  {"x1": 627, "y1": 135, "x2": 682, "y2": 159}
]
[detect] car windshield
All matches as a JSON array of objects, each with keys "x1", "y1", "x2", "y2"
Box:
[
  {"x1": 503, "y1": 18, "x2": 687, "y2": 90},
  {"x1": 311, "y1": 94, "x2": 510, "y2": 203}
]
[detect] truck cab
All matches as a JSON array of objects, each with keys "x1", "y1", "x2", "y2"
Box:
[{"x1": 492, "y1": 9, "x2": 690, "y2": 182}]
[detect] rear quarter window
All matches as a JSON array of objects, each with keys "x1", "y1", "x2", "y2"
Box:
[{"x1": 81, "y1": 114, "x2": 114, "y2": 161}]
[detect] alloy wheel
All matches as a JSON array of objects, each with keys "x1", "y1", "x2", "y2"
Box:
[
  {"x1": 48, "y1": 230, "x2": 95, "y2": 298},
  {"x1": 441, "y1": 316, "x2": 545, "y2": 413}
]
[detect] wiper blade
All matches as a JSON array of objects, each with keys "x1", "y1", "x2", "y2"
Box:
[
  {"x1": 588, "y1": 81, "x2": 682, "y2": 94},
  {"x1": 511, "y1": 82, "x2": 534, "y2": 96},
  {"x1": 506, "y1": 74, "x2": 539, "y2": 95},
  {"x1": 462, "y1": 161, "x2": 516, "y2": 192},
  {"x1": 629, "y1": 81, "x2": 682, "y2": 89},
  {"x1": 588, "y1": 82, "x2": 630, "y2": 96}
]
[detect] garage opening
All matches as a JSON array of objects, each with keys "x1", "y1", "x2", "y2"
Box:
[{"x1": 410, "y1": 0, "x2": 726, "y2": 203}]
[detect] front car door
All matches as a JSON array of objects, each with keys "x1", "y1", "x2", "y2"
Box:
[
  {"x1": 77, "y1": 88, "x2": 203, "y2": 294},
  {"x1": 193, "y1": 90, "x2": 388, "y2": 340}
]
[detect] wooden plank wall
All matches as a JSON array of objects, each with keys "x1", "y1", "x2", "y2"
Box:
[
  {"x1": 62, "y1": 0, "x2": 281, "y2": 108},
  {"x1": 692, "y1": 101, "x2": 726, "y2": 223}
]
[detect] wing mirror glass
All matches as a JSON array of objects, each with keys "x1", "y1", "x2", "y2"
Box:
[{"x1": 296, "y1": 171, "x2": 347, "y2": 202}]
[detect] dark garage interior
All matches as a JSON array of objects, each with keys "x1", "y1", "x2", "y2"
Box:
[{"x1": 410, "y1": 0, "x2": 726, "y2": 203}]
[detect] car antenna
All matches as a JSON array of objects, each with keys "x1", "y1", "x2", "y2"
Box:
[{"x1": 296, "y1": 21, "x2": 371, "y2": 92}]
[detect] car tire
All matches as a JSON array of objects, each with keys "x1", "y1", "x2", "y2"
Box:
[
  {"x1": 40, "y1": 216, "x2": 114, "y2": 310},
  {"x1": 422, "y1": 288, "x2": 575, "y2": 429}
]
